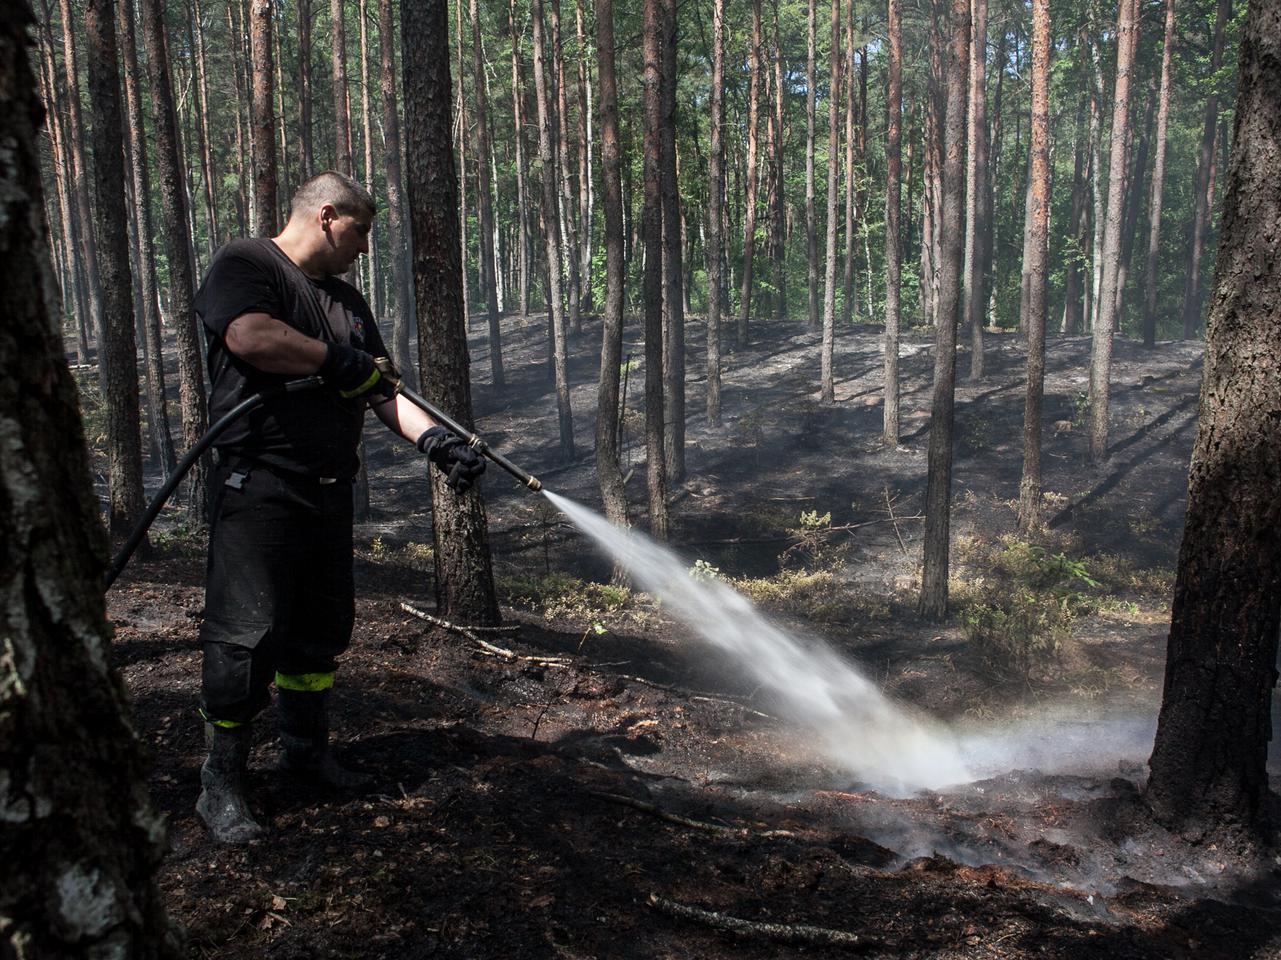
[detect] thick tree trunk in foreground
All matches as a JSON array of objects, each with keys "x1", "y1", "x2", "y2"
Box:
[
  {"x1": 141, "y1": 0, "x2": 210, "y2": 522},
  {"x1": 737, "y1": 0, "x2": 762, "y2": 345},
  {"x1": 706, "y1": 0, "x2": 726, "y2": 424},
  {"x1": 531, "y1": 0, "x2": 575, "y2": 460},
  {"x1": 594, "y1": 0, "x2": 628, "y2": 529},
  {"x1": 883, "y1": 0, "x2": 902, "y2": 445},
  {"x1": 379, "y1": 0, "x2": 416, "y2": 386},
  {"x1": 820, "y1": 0, "x2": 841, "y2": 404},
  {"x1": 402, "y1": 0, "x2": 501, "y2": 627},
  {"x1": 1146, "y1": 0, "x2": 1281, "y2": 841},
  {"x1": 1088, "y1": 0, "x2": 1140, "y2": 464},
  {"x1": 249, "y1": 0, "x2": 279, "y2": 234},
  {"x1": 1142, "y1": 0, "x2": 1176, "y2": 347},
  {"x1": 86, "y1": 0, "x2": 147, "y2": 540},
  {"x1": 918, "y1": 0, "x2": 969, "y2": 621},
  {"x1": 642, "y1": 0, "x2": 668, "y2": 539},
  {"x1": 1, "y1": 9, "x2": 178, "y2": 952},
  {"x1": 470, "y1": 0, "x2": 506, "y2": 390},
  {"x1": 1017, "y1": 0, "x2": 1050, "y2": 532}
]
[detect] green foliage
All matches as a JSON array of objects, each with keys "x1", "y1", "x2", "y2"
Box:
[
  {"x1": 688, "y1": 558, "x2": 723, "y2": 582},
  {"x1": 500, "y1": 572, "x2": 634, "y2": 623},
  {"x1": 782, "y1": 509, "x2": 845, "y2": 571}
]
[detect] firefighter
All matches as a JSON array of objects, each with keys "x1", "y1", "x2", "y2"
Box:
[{"x1": 192, "y1": 171, "x2": 484, "y2": 843}]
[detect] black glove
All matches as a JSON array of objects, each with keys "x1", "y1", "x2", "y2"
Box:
[
  {"x1": 416, "y1": 426, "x2": 487, "y2": 494},
  {"x1": 320, "y1": 342, "x2": 394, "y2": 400}
]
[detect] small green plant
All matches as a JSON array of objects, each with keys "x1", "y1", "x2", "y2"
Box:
[
  {"x1": 965, "y1": 587, "x2": 1073, "y2": 683},
  {"x1": 1072, "y1": 391, "x2": 1091, "y2": 428},
  {"x1": 688, "y1": 559, "x2": 723, "y2": 582},
  {"x1": 783, "y1": 509, "x2": 844, "y2": 571}
]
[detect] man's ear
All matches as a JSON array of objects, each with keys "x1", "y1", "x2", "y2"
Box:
[{"x1": 319, "y1": 203, "x2": 338, "y2": 231}]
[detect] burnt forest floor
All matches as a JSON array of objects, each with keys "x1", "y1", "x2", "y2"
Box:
[{"x1": 95, "y1": 308, "x2": 1281, "y2": 959}]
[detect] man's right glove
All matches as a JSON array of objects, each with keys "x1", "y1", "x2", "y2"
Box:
[
  {"x1": 320, "y1": 342, "x2": 394, "y2": 400},
  {"x1": 416, "y1": 426, "x2": 487, "y2": 494}
]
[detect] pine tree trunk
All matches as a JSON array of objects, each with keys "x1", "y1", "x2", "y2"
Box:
[
  {"x1": 141, "y1": 0, "x2": 210, "y2": 523},
  {"x1": 224, "y1": 3, "x2": 248, "y2": 234},
  {"x1": 805, "y1": 0, "x2": 818, "y2": 331},
  {"x1": 1018, "y1": 0, "x2": 1050, "y2": 532},
  {"x1": 1181, "y1": 0, "x2": 1233, "y2": 339},
  {"x1": 918, "y1": 0, "x2": 969, "y2": 621},
  {"x1": 575, "y1": 0, "x2": 593, "y2": 314},
  {"x1": 707, "y1": 0, "x2": 726, "y2": 424},
  {"x1": 2, "y1": 14, "x2": 180, "y2": 947},
  {"x1": 358, "y1": 0, "x2": 378, "y2": 308},
  {"x1": 1142, "y1": 0, "x2": 1176, "y2": 347},
  {"x1": 660, "y1": 0, "x2": 685, "y2": 481},
  {"x1": 820, "y1": 0, "x2": 841, "y2": 404},
  {"x1": 595, "y1": 0, "x2": 628, "y2": 528},
  {"x1": 642, "y1": 0, "x2": 668, "y2": 539},
  {"x1": 549, "y1": 0, "x2": 582, "y2": 336},
  {"x1": 531, "y1": 0, "x2": 575, "y2": 460},
  {"x1": 190, "y1": 0, "x2": 220, "y2": 255},
  {"x1": 770, "y1": 0, "x2": 786, "y2": 322},
  {"x1": 119, "y1": 0, "x2": 177, "y2": 475},
  {"x1": 332, "y1": 0, "x2": 352, "y2": 174},
  {"x1": 884, "y1": 0, "x2": 902, "y2": 445},
  {"x1": 1062, "y1": 107, "x2": 1087, "y2": 335},
  {"x1": 378, "y1": 0, "x2": 415, "y2": 386},
  {"x1": 840, "y1": 6, "x2": 857, "y2": 326},
  {"x1": 509, "y1": 0, "x2": 531, "y2": 316},
  {"x1": 737, "y1": 0, "x2": 762, "y2": 345},
  {"x1": 298, "y1": 0, "x2": 314, "y2": 176},
  {"x1": 1089, "y1": 0, "x2": 1141, "y2": 463},
  {"x1": 471, "y1": 0, "x2": 506, "y2": 390},
  {"x1": 453, "y1": 0, "x2": 471, "y2": 328},
  {"x1": 964, "y1": 0, "x2": 988, "y2": 379},
  {"x1": 249, "y1": 0, "x2": 279, "y2": 235},
  {"x1": 1088, "y1": 32, "x2": 1104, "y2": 331},
  {"x1": 86, "y1": 0, "x2": 147, "y2": 540},
  {"x1": 1146, "y1": 0, "x2": 1281, "y2": 840},
  {"x1": 1115, "y1": 90, "x2": 1156, "y2": 322},
  {"x1": 401, "y1": 0, "x2": 502, "y2": 627}
]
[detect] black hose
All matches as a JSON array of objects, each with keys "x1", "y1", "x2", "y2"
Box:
[{"x1": 105, "y1": 376, "x2": 324, "y2": 589}]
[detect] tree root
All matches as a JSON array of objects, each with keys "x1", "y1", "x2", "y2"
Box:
[{"x1": 647, "y1": 893, "x2": 879, "y2": 949}]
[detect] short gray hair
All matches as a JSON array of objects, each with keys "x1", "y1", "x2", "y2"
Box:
[{"x1": 289, "y1": 171, "x2": 376, "y2": 220}]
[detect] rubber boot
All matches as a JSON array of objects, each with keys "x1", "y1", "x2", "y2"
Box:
[
  {"x1": 277, "y1": 689, "x2": 373, "y2": 790},
  {"x1": 196, "y1": 724, "x2": 266, "y2": 843}
]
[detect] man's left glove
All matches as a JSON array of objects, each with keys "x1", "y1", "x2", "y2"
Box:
[
  {"x1": 320, "y1": 342, "x2": 396, "y2": 400},
  {"x1": 416, "y1": 426, "x2": 487, "y2": 494}
]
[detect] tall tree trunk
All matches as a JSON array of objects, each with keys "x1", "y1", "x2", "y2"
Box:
[
  {"x1": 249, "y1": 0, "x2": 279, "y2": 235},
  {"x1": 1018, "y1": 0, "x2": 1050, "y2": 531},
  {"x1": 1089, "y1": 0, "x2": 1141, "y2": 464},
  {"x1": 737, "y1": 0, "x2": 762, "y2": 345},
  {"x1": 86, "y1": 0, "x2": 147, "y2": 540},
  {"x1": 119, "y1": 0, "x2": 176, "y2": 475},
  {"x1": 575, "y1": 0, "x2": 593, "y2": 314},
  {"x1": 920, "y1": 11, "x2": 943, "y2": 326},
  {"x1": 1115, "y1": 89, "x2": 1156, "y2": 322},
  {"x1": 1181, "y1": 0, "x2": 1233, "y2": 339},
  {"x1": 805, "y1": 0, "x2": 818, "y2": 331},
  {"x1": 642, "y1": 0, "x2": 668, "y2": 539},
  {"x1": 58, "y1": 0, "x2": 107, "y2": 364},
  {"x1": 332, "y1": 0, "x2": 352, "y2": 174},
  {"x1": 1061, "y1": 102, "x2": 1088, "y2": 335},
  {"x1": 225, "y1": 2, "x2": 249, "y2": 234},
  {"x1": 551, "y1": 0, "x2": 583, "y2": 335},
  {"x1": 1088, "y1": 32, "x2": 1104, "y2": 331},
  {"x1": 378, "y1": 0, "x2": 415, "y2": 385},
  {"x1": 1145, "y1": 0, "x2": 1281, "y2": 840},
  {"x1": 770, "y1": 0, "x2": 786, "y2": 321},
  {"x1": 660, "y1": 0, "x2": 685, "y2": 481},
  {"x1": 531, "y1": 0, "x2": 575, "y2": 460},
  {"x1": 401, "y1": 0, "x2": 502, "y2": 627},
  {"x1": 471, "y1": 0, "x2": 506, "y2": 390},
  {"x1": 884, "y1": 0, "x2": 902, "y2": 445},
  {"x1": 358, "y1": 0, "x2": 378, "y2": 309},
  {"x1": 595, "y1": 0, "x2": 628, "y2": 528},
  {"x1": 1, "y1": 10, "x2": 179, "y2": 945},
  {"x1": 141, "y1": 0, "x2": 209, "y2": 522},
  {"x1": 453, "y1": 0, "x2": 471, "y2": 327},
  {"x1": 509, "y1": 0, "x2": 531, "y2": 316},
  {"x1": 298, "y1": 0, "x2": 314, "y2": 176},
  {"x1": 840, "y1": 6, "x2": 857, "y2": 325},
  {"x1": 917, "y1": 0, "x2": 969, "y2": 621},
  {"x1": 963, "y1": 0, "x2": 988, "y2": 378},
  {"x1": 1142, "y1": 0, "x2": 1176, "y2": 347},
  {"x1": 820, "y1": 0, "x2": 841, "y2": 404},
  {"x1": 707, "y1": 0, "x2": 726, "y2": 423},
  {"x1": 190, "y1": 0, "x2": 219, "y2": 255}
]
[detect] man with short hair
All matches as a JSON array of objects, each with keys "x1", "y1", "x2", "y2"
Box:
[{"x1": 193, "y1": 171, "x2": 483, "y2": 843}]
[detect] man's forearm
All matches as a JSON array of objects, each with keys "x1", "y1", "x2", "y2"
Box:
[
  {"x1": 224, "y1": 312, "x2": 328, "y2": 374},
  {"x1": 374, "y1": 392, "x2": 439, "y2": 444}
]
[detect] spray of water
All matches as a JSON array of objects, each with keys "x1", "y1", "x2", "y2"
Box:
[{"x1": 542, "y1": 490, "x2": 1157, "y2": 796}]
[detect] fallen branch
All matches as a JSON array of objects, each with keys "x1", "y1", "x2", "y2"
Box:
[
  {"x1": 401, "y1": 602, "x2": 568, "y2": 665},
  {"x1": 884, "y1": 486, "x2": 911, "y2": 557},
  {"x1": 647, "y1": 894, "x2": 878, "y2": 949},
  {"x1": 592, "y1": 792, "x2": 794, "y2": 839},
  {"x1": 399, "y1": 602, "x2": 521, "y2": 635},
  {"x1": 614, "y1": 674, "x2": 777, "y2": 721}
]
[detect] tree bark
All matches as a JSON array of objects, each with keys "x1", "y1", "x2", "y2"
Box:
[
  {"x1": 963, "y1": 0, "x2": 988, "y2": 379},
  {"x1": 707, "y1": 0, "x2": 726, "y2": 424},
  {"x1": 1181, "y1": 0, "x2": 1233, "y2": 339},
  {"x1": 141, "y1": 0, "x2": 210, "y2": 523},
  {"x1": 595, "y1": 0, "x2": 628, "y2": 529},
  {"x1": 805, "y1": 0, "x2": 818, "y2": 331},
  {"x1": 470, "y1": 0, "x2": 506, "y2": 390},
  {"x1": 884, "y1": 0, "x2": 902, "y2": 445},
  {"x1": 509, "y1": 0, "x2": 531, "y2": 317},
  {"x1": 918, "y1": 0, "x2": 969, "y2": 621},
  {"x1": 642, "y1": 0, "x2": 668, "y2": 539},
  {"x1": 249, "y1": 0, "x2": 279, "y2": 235},
  {"x1": 298, "y1": 0, "x2": 314, "y2": 177},
  {"x1": 332, "y1": 0, "x2": 352, "y2": 174},
  {"x1": 820, "y1": 0, "x2": 841, "y2": 404},
  {"x1": 377, "y1": 0, "x2": 415, "y2": 385},
  {"x1": 1145, "y1": 0, "x2": 1281, "y2": 841},
  {"x1": 358, "y1": 0, "x2": 378, "y2": 308},
  {"x1": 551, "y1": 0, "x2": 583, "y2": 335},
  {"x1": 225, "y1": 2, "x2": 249, "y2": 234},
  {"x1": 190, "y1": 0, "x2": 219, "y2": 255},
  {"x1": 86, "y1": 0, "x2": 147, "y2": 540},
  {"x1": 769, "y1": 0, "x2": 786, "y2": 322},
  {"x1": 1017, "y1": 0, "x2": 1050, "y2": 532},
  {"x1": 531, "y1": 0, "x2": 575, "y2": 460},
  {"x1": 840, "y1": 6, "x2": 857, "y2": 326},
  {"x1": 1142, "y1": 0, "x2": 1176, "y2": 347},
  {"x1": 119, "y1": 0, "x2": 176, "y2": 475},
  {"x1": 575, "y1": 0, "x2": 593, "y2": 314},
  {"x1": 1089, "y1": 0, "x2": 1141, "y2": 464},
  {"x1": 660, "y1": 0, "x2": 685, "y2": 482},
  {"x1": 402, "y1": 0, "x2": 502, "y2": 627},
  {"x1": 737, "y1": 0, "x2": 763, "y2": 345}
]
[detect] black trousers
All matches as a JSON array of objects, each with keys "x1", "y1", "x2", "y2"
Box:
[{"x1": 199, "y1": 460, "x2": 355, "y2": 723}]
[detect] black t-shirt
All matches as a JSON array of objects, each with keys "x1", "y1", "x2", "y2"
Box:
[{"x1": 195, "y1": 238, "x2": 388, "y2": 479}]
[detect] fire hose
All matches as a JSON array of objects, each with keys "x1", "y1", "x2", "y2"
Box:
[{"x1": 105, "y1": 359, "x2": 541, "y2": 590}]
